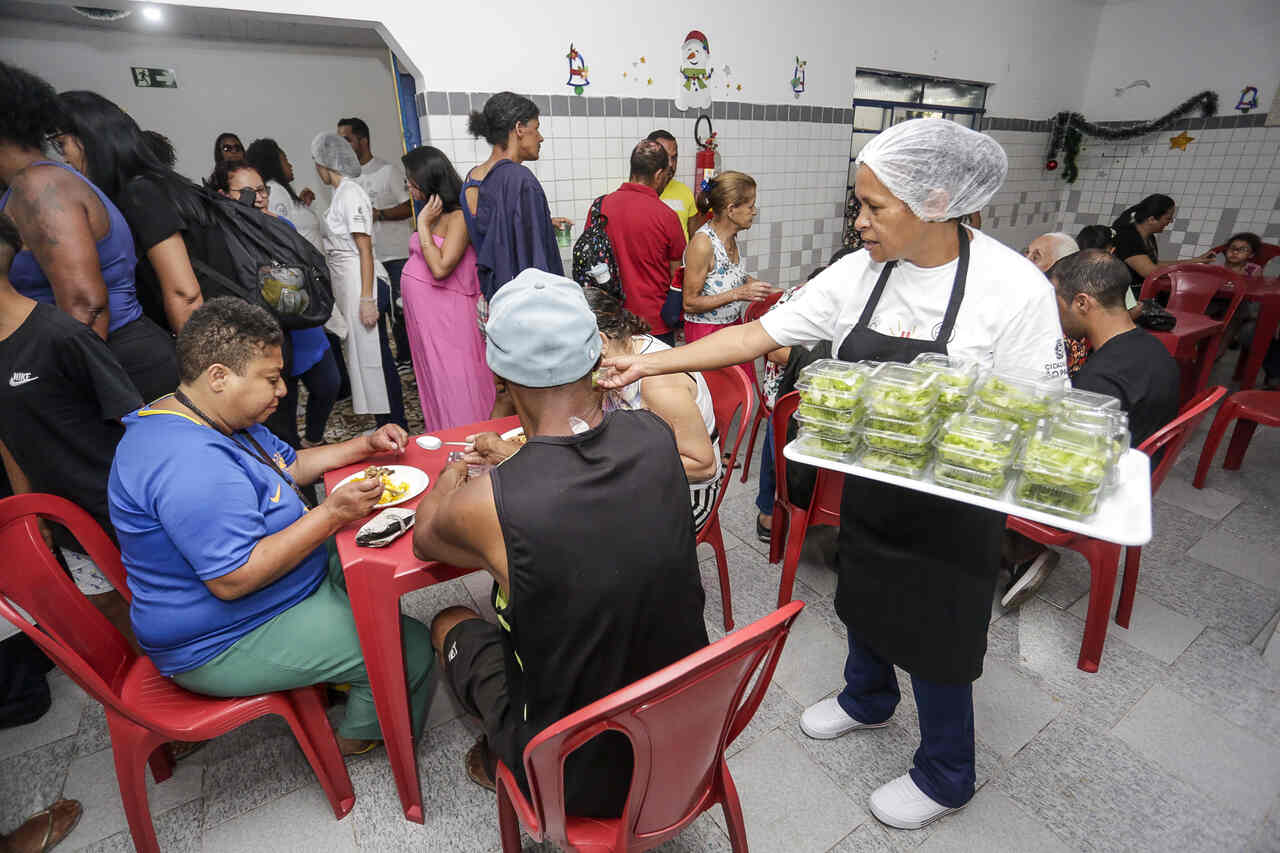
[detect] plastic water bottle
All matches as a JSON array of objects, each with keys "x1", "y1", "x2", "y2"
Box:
[{"x1": 588, "y1": 263, "x2": 612, "y2": 288}]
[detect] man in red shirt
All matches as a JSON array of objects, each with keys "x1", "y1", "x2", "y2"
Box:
[{"x1": 601, "y1": 141, "x2": 687, "y2": 344}]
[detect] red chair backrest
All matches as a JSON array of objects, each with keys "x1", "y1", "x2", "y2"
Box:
[
  {"x1": 1139, "y1": 266, "x2": 1245, "y2": 315},
  {"x1": 0, "y1": 493, "x2": 155, "y2": 729},
  {"x1": 520, "y1": 601, "x2": 804, "y2": 850},
  {"x1": 741, "y1": 289, "x2": 784, "y2": 325},
  {"x1": 1138, "y1": 385, "x2": 1228, "y2": 493},
  {"x1": 703, "y1": 365, "x2": 754, "y2": 472}
]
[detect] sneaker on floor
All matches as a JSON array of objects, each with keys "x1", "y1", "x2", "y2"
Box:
[
  {"x1": 1001, "y1": 549, "x2": 1061, "y2": 609},
  {"x1": 799, "y1": 696, "x2": 890, "y2": 740},
  {"x1": 869, "y1": 773, "x2": 963, "y2": 830}
]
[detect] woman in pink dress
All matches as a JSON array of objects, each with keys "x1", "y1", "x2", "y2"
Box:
[{"x1": 400, "y1": 146, "x2": 495, "y2": 430}]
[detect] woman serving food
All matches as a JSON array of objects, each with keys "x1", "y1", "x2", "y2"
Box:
[{"x1": 600, "y1": 118, "x2": 1065, "y2": 830}]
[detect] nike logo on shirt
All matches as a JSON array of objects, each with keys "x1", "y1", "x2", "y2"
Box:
[
  {"x1": 270, "y1": 484, "x2": 282, "y2": 503},
  {"x1": 8, "y1": 373, "x2": 37, "y2": 387}
]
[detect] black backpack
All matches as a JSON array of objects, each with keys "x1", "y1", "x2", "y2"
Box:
[
  {"x1": 188, "y1": 186, "x2": 334, "y2": 330},
  {"x1": 571, "y1": 195, "x2": 624, "y2": 302}
]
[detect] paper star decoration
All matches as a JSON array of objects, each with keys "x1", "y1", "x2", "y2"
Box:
[{"x1": 1169, "y1": 131, "x2": 1195, "y2": 150}]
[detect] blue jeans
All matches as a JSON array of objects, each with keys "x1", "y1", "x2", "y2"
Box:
[
  {"x1": 756, "y1": 421, "x2": 776, "y2": 515},
  {"x1": 374, "y1": 279, "x2": 406, "y2": 429},
  {"x1": 837, "y1": 632, "x2": 976, "y2": 808}
]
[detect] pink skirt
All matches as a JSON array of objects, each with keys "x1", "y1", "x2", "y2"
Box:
[{"x1": 683, "y1": 317, "x2": 757, "y2": 386}]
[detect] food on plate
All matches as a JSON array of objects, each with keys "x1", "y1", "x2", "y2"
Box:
[{"x1": 355, "y1": 465, "x2": 412, "y2": 505}]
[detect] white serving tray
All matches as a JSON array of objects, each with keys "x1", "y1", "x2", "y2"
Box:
[{"x1": 783, "y1": 444, "x2": 1153, "y2": 547}]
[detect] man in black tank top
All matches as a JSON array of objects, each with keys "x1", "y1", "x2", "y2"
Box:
[{"x1": 412, "y1": 270, "x2": 708, "y2": 817}]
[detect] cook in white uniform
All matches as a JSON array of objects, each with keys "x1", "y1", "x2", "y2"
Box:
[
  {"x1": 601, "y1": 118, "x2": 1065, "y2": 832},
  {"x1": 309, "y1": 132, "x2": 404, "y2": 426}
]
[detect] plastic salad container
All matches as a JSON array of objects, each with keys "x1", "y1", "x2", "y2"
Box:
[
  {"x1": 1060, "y1": 408, "x2": 1130, "y2": 467},
  {"x1": 794, "y1": 428, "x2": 860, "y2": 461},
  {"x1": 971, "y1": 370, "x2": 1066, "y2": 431},
  {"x1": 910, "y1": 353, "x2": 980, "y2": 414},
  {"x1": 1055, "y1": 387, "x2": 1122, "y2": 416},
  {"x1": 934, "y1": 413, "x2": 1020, "y2": 474},
  {"x1": 933, "y1": 460, "x2": 1010, "y2": 497},
  {"x1": 1013, "y1": 419, "x2": 1114, "y2": 518},
  {"x1": 796, "y1": 360, "x2": 870, "y2": 427},
  {"x1": 860, "y1": 412, "x2": 940, "y2": 454},
  {"x1": 864, "y1": 363, "x2": 940, "y2": 420},
  {"x1": 858, "y1": 445, "x2": 932, "y2": 478}
]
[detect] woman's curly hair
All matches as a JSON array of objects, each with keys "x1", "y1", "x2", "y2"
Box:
[
  {"x1": 0, "y1": 61, "x2": 64, "y2": 151},
  {"x1": 583, "y1": 285, "x2": 651, "y2": 340}
]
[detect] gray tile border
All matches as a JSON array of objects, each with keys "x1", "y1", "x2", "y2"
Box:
[
  {"x1": 637, "y1": 97, "x2": 653, "y2": 118},
  {"x1": 447, "y1": 92, "x2": 469, "y2": 115},
  {"x1": 531, "y1": 93, "x2": 550, "y2": 115},
  {"x1": 621, "y1": 98, "x2": 637, "y2": 117},
  {"x1": 727, "y1": 101, "x2": 740, "y2": 120},
  {"x1": 587, "y1": 96, "x2": 604, "y2": 117},
  {"x1": 713, "y1": 101, "x2": 727, "y2": 120},
  {"x1": 414, "y1": 91, "x2": 426, "y2": 115},
  {"x1": 604, "y1": 96, "x2": 620, "y2": 117},
  {"x1": 425, "y1": 91, "x2": 448, "y2": 115},
  {"x1": 569, "y1": 96, "x2": 587, "y2": 117},
  {"x1": 550, "y1": 94, "x2": 569, "y2": 116},
  {"x1": 765, "y1": 104, "x2": 779, "y2": 122}
]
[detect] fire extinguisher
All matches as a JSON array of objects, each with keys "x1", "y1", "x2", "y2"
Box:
[{"x1": 694, "y1": 114, "x2": 719, "y2": 193}]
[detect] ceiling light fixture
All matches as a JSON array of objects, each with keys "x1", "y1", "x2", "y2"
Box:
[{"x1": 140, "y1": 5, "x2": 163, "y2": 22}]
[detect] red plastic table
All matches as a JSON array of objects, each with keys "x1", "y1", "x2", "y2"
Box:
[
  {"x1": 1150, "y1": 310, "x2": 1225, "y2": 402},
  {"x1": 323, "y1": 414, "x2": 519, "y2": 823},
  {"x1": 1233, "y1": 277, "x2": 1280, "y2": 390}
]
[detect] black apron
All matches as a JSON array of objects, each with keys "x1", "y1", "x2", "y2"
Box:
[{"x1": 835, "y1": 222, "x2": 1003, "y2": 685}]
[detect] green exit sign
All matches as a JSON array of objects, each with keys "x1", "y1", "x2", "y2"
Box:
[{"x1": 131, "y1": 67, "x2": 177, "y2": 88}]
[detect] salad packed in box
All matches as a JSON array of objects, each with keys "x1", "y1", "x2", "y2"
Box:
[
  {"x1": 864, "y1": 363, "x2": 940, "y2": 420},
  {"x1": 934, "y1": 412, "x2": 1020, "y2": 474},
  {"x1": 794, "y1": 428, "x2": 860, "y2": 462},
  {"x1": 796, "y1": 359, "x2": 870, "y2": 428},
  {"x1": 1013, "y1": 419, "x2": 1115, "y2": 518},
  {"x1": 933, "y1": 460, "x2": 1009, "y2": 497},
  {"x1": 1055, "y1": 387, "x2": 1122, "y2": 417},
  {"x1": 860, "y1": 412, "x2": 940, "y2": 454},
  {"x1": 858, "y1": 445, "x2": 932, "y2": 478},
  {"x1": 971, "y1": 370, "x2": 1066, "y2": 432},
  {"x1": 910, "y1": 353, "x2": 980, "y2": 415}
]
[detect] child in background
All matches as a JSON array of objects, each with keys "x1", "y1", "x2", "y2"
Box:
[{"x1": 1220, "y1": 232, "x2": 1263, "y2": 278}]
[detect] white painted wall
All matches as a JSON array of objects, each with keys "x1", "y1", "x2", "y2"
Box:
[
  {"x1": 152, "y1": 0, "x2": 1103, "y2": 116},
  {"x1": 0, "y1": 18, "x2": 405, "y2": 204},
  {"x1": 1081, "y1": 0, "x2": 1280, "y2": 121}
]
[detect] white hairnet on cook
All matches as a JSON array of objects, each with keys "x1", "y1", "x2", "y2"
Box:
[
  {"x1": 856, "y1": 118, "x2": 1007, "y2": 221},
  {"x1": 310, "y1": 132, "x2": 361, "y2": 178}
]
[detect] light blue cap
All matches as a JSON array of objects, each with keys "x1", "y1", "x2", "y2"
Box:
[{"x1": 485, "y1": 269, "x2": 602, "y2": 388}]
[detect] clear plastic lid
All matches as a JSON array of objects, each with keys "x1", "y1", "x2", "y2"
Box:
[
  {"x1": 797, "y1": 359, "x2": 872, "y2": 395},
  {"x1": 974, "y1": 369, "x2": 1066, "y2": 416},
  {"x1": 933, "y1": 460, "x2": 1009, "y2": 498},
  {"x1": 859, "y1": 445, "x2": 932, "y2": 478},
  {"x1": 910, "y1": 353, "x2": 981, "y2": 388},
  {"x1": 794, "y1": 410, "x2": 860, "y2": 437},
  {"x1": 1014, "y1": 471, "x2": 1102, "y2": 519},
  {"x1": 794, "y1": 429, "x2": 860, "y2": 461},
  {"x1": 1017, "y1": 419, "x2": 1113, "y2": 493},
  {"x1": 934, "y1": 412, "x2": 1020, "y2": 472},
  {"x1": 1057, "y1": 387, "x2": 1122, "y2": 415},
  {"x1": 865, "y1": 363, "x2": 940, "y2": 418},
  {"x1": 861, "y1": 412, "x2": 940, "y2": 453}
]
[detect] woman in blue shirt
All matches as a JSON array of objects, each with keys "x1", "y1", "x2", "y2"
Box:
[{"x1": 108, "y1": 297, "x2": 433, "y2": 753}]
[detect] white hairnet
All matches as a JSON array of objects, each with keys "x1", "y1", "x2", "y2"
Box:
[
  {"x1": 856, "y1": 118, "x2": 1007, "y2": 221},
  {"x1": 310, "y1": 132, "x2": 361, "y2": 178}
]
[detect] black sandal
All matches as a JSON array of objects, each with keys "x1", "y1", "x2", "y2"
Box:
[
  {"x1": 465, "y1": 736, "x2": 497, "y2": 792},
  {"x1": 756, "y1": 515, "x2": 771, "y2": 543}
]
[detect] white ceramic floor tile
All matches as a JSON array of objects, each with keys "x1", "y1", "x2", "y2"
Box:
[
  {"x1": 716, "y1": 728, "x2": 862, "y2": 853},
  {"x1": 1112, "y1": 684, "x2": 1280, "y2": 824},
  {"x1": 972, "y1": 659, "x2": 1063, "y2": 759},
  {"x1": 917, "y1": 789, "x2": 1075, "y2": 853},
  {"x1": 1155, "y1": 476, "x2": 1242, "y2": 521},
  {"x1": 60, "y1": 746, "x2": 203, "y2": 850},
  {"x1": 1067, "y1": 590, "x2": 1205, "y2": 664},
  {"x1": 1188, "y1": 529, "x2": 1280, "y2": 592},
  {"x1": 0, "y1": 672, "x2": 89, "y2": 761},
  {"x1": 203, "y1": 784, "x2": 358, "y2": 853},
  {"x1": 771, "y1": 609, "x2": 849, "y2": 707}
]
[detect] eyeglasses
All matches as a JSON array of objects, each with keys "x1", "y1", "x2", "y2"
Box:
[
  {"x1": 221, "y1": 143, "x2": 244, "y2": 153},
  {"x1": 44, "y1": 133, "x2": 67, "y2": 156}
]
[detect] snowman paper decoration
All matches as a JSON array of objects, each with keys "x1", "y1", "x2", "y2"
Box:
[{"x1": 676, "y1": 30, "x2": 713, "y2": 112}]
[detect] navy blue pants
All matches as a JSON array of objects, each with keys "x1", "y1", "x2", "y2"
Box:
[
  {"x1": 383, "y1": 257, "x2": 411, "y2": 364},
  {"x1": 756, "y1": 421, "x2": 776, "y2": 515},
  {"x1": 374, "y1": 279, "x2": 407, "y2": 430},
  {"x1": 837, "y1": 631, "x2": 976, "y2": 808}
]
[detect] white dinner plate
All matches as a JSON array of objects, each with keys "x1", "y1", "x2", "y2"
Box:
[{"x1": 331, "y1": 464, "x2": 429, "y2": 510}]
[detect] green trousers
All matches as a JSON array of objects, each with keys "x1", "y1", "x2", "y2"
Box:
[{"x1": 173, "y1": 554, "x2": 434, "y2": 741}]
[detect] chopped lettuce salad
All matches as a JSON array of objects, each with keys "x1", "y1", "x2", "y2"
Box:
[
  {"x1": 1015, "y1": 476, "x2": 1100, "y2": 518},
  {"x1": 859, "y1": 446, "x2": 931, "y2": 477},
  {"x1": 933, "y1": 462, "x2": 1007, "y2": 497}
]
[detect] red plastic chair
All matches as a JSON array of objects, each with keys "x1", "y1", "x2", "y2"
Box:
[
  {"x1": 738, "y1": 290, "x2": 785, "y2": 484},
  {"x1": 1193, "y1": 390, "x2": 1280, "y2": 488},
  {"x1": 1140, "y1": 267, "x2": 1246, "y2": 401},
  {"x1": 1005, "y1": 386, "x2": 1226, "y2": 672},
  {"x1": 0, "y1": 494, "x2": 355, "y2": 853},
  {"x1": 495, "y1": 600, "x2": 804, "y2": 853},
  {"x1": 699, "y1": 365, "x2": 756, "y2": 632},
  {"x1": 767, "y1": 392, "x2": 846, "y2": 607}
]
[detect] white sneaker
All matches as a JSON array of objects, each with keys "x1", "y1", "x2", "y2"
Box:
[
  {"x1": 799, "y1": 696, "x2": 890, "y2": 740},
  {"x1": 869, "y1": 773, "x2": 963, "y2": 830},
  {"x1": 1001, "y1": 549, "x2": 1061, "y2": 609}
]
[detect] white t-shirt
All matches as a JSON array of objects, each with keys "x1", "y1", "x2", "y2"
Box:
[
  {"x1": 760, "y1": 227, "x2": 1068, "y2": 379},
  {"x1": 267, "y1": 180, "x2": 326, "y2": 253},
  {"x1": 354, "y1": 156, "x2": 412, "y2": 263}
]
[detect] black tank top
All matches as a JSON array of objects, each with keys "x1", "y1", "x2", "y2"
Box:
[{"x1": 489, "y1": 409, "x2": 709, "y2": 817}]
